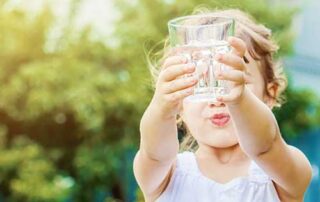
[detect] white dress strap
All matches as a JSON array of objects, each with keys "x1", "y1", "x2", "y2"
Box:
[
  {"x1": 248, "y1": 161, "x2": 272, "y2": 183},
  {"x1": 176, "y1": 151, "x2": 198, "y2": 173}
]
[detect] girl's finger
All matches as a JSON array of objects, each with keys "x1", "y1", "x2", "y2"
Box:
[
  {"x1": 215, "y1": 53, "x2": 245, "y2": 71},
  {"x1": 162, "y1": 55, "x2": 188, "y2": 69},
  {"x1": 215, "y1": 69, "x2": 246, "y2": 84},
  {"x1": 163, "y1": 76, "x2": 198, "y2": 94},
  {"x1": 228, "y1": 37, "x2": 247, "y2": 58},
  {"x1": 163, "y1": 87, "x2": 194, "y2": 103},
  {"x1": 160, "y1": 63, "x2": 195, "y2": 82}
]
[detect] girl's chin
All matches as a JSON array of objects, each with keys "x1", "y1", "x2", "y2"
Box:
[
  {"x1": 212, "y1": 142, "x2": 239, "y2": 148},
  {"x1": 197, "y1": 134, "x2": 238, "y2": 148}
]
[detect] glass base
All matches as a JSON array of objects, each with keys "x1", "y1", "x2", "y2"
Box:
[
  {"x1": 184, "y1": 87, "x2": 228, "y2": 103},
  {"x1": 184, "y1": 94, "x2": 219, "y2": 103}
]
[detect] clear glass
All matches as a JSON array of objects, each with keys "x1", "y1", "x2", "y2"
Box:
[{"x1": 168, "y1": 15, "x2": 235, "y2": 102}]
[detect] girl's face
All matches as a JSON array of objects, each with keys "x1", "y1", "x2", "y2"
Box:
[{"x1": 181, "y1": 52, "x2": 268, "y2": 148}]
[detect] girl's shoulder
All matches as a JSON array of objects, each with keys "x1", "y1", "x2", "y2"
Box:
[{"x1": 176, "y1": 151, "x2": 194, "y2": 161}]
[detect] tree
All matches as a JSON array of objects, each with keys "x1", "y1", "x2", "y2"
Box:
[{"x1": 0, "y1": 0, "x2": 319, "y2": 201}]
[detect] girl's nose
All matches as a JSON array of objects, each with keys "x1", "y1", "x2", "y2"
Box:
[{"x1": 208, "y1": 100, "x2": 225, "y2": 107}]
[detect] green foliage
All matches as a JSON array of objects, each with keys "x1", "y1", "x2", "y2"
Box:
[
  {"x1": 273, "y1": 77, "x2": 320, "y2": 139},
  {"x1": 0, "y1": 129, "x2": 71, "y2": 202},
  {"x1": 115, "y1": 0, "x2": 298, "y2": 57},
  {"x1": 72, "y1": 143, "x2": 124, "y2": 201},
  {"x1": 0, "y1": 0, "x2": 319, "y2": 201},
  {"x1": 0, "y1": 0, "x2": 143, "y2": 200}
]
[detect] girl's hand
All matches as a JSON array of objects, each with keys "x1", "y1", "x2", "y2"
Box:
[
  {"x1": 214, "y1": 37, "x2": 252, "y2": 105},
  {"x1": 150, "y1": 54, "x2": 198, "y2": 120}
]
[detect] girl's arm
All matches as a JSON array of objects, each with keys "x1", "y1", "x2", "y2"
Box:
[
  {"x1": 134, "y1": 106, "x2": 178, "y2": 201},
  {"x1": 134, "y1": 55, "x2": 198, "y2": 201},
  {"x1": 217, "y1": 37, "x2": 312, "y2": 201},
  {"x1": 229, "y1": 87, "x2": 312, "y2": 201}
]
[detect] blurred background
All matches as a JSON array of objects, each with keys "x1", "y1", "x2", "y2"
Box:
[{"x1": 0, "y1": 0, "x2": 319, "y2": 201}]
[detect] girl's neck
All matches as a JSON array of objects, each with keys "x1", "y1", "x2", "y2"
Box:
[{"x1": 195, "y1": 143, "x2": 249, "y2": 165}]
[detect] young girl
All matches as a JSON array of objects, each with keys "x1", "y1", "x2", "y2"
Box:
[{"x1": 134, "y1": 9, "x2": 312, "y2": 202}]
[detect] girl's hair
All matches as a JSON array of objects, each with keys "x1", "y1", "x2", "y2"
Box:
[{"x1": 147, "y1": 8, "x2": 287, "y2": 151}]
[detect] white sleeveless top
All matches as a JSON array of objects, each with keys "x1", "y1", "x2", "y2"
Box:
[{"x1": 156, "y1": 152, "x2": 280, "y2": 202}]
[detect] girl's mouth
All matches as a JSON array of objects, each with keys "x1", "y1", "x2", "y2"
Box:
[{"x1": 209, "y1": 113, "x2": 230, "y2": 127}]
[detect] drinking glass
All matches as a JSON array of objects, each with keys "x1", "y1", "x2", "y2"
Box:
[{"x1": 168, "y1": 15, "x2": 235, "y2": 102}]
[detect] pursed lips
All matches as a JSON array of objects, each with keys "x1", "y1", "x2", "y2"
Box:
[{"x1": 209, "y1": 113, "x2": 230, "y2": 127}]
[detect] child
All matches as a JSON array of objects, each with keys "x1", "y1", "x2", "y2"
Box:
[{"x1": 134, "y1": 9, "x2": 312, "y2": 202}]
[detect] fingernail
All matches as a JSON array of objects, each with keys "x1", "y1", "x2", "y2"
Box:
[
  {"x1": 190, "y1": 76, "x2": 197, "y2": 83},
  {"x1": 189, "y1": 79, "x2": 196, "y2": 84},
  {"x1": 187, "y1": 63, "x2": 195, "y2": 70},
  {"x1": 215, "y1": 54, "x2": 222, "y2": 61},
  {"x1": 228, "y1": 37, "x2": 234, "y2": 43},
  {"x1": 187, "y1": 88, "x2": 194, "y2": 94},
  {"x1": 181, "y1": 56, "x2": 187, "y2": 63},
  {"x1": 215, "y1": 70, "x2": 221, "y2": 77}
]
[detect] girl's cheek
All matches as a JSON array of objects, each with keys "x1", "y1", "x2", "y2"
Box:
[{"x1": 183, "y1": 103, "x2": 208, "y2": 125}]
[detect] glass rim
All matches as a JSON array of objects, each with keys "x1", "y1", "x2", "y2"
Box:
[{"x1": 168, "y1": 15, "x2": 234, "y2": 29}]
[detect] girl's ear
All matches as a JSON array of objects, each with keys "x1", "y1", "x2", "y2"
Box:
[{"x1": 265, "y1": 82, "x2": 278, "y2": 109}]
